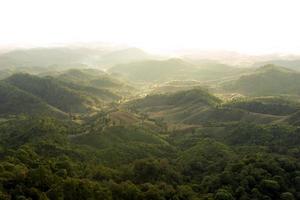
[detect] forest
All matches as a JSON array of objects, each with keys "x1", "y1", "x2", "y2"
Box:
[{"x1": 0, "y1": 47, "x2": 299, "y2": 200}]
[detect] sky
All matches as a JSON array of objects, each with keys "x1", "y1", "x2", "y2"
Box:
[{"x1": 0, "y1": 0, "x2": 300, "y2": 54}]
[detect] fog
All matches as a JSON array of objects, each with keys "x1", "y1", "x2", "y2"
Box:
[{"x1": 1, "y1": 0, "x2": 300, "y2": 54}]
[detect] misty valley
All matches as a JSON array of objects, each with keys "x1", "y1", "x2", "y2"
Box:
[{"x1": 0, "y1": 47, "x2": 299, "y2": 200}]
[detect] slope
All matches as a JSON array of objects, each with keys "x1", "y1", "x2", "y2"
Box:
[
  {"x1": 0, "y1": 81, "x2": 66, "y2": 117},
  {"x1": 223, "y1": 65, "x2": 300, "y2": 96},
  {"x1": 126, "y1": 88, "x2": 281, "y2": 126},
  {"x1": 5, "y1": 73, "x2": 98, "y2": 113},
  {"x1": 109, "y1": 58, "x2": 198, "y2": 82}
]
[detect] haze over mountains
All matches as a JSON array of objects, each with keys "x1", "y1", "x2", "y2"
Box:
[{"x1": 0, "y1": 45, "x2": 300, "y2": 199}]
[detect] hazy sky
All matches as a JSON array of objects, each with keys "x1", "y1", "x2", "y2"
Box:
[{"x1": 1, "y1": 0, "x2": 300, "y2": 54}]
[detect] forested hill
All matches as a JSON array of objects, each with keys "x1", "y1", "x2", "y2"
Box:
[{"x1": 223, "y1": 65, "x2": 300, "y2": 96}]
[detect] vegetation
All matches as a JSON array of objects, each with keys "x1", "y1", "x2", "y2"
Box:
[
  {"x1": 223, "y1": 65, "x2": 300, "y2": 96},
  {"x1": 109, "y1": 59, "x2": 198, "y2": 83},
  {"x1": 0, "y1": 47, "x2": 300, "y2": 199}
]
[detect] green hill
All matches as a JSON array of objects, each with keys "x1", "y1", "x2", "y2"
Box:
[
  {"x1": 60, "y1": 81, "x2": 120, "y2": 102},
  {"x1": 223, "y1": 96, "x2": 300, "y2": 116},
  {"x1": 0, "y1": 82, "x2": 65, "y2": 117},
  {"x1": 57, "y1": 68, "x2": 106, "y2": 83},
  {"x1": 70, "y1": 126, "x2": 174, "y2": 165},
  {"x1": 41, "y1": 69, "x2": 122, "y2": 102},
  {"x1": 129, "y1": 88, "x2": 221, "y2": 109},
  {"x1": 5, "y1": 73, "x2": 98, "y2": 113},
  {"x1": 58, "y1": 69, "x2": 125, "y2": 88},
  {"x1": 223, "y1": 64, "x2": 300, "y2": 96},
  {"x1": 127, "y1": 88, "x2": 281, "y2": 125},
  {"x1": 56, "y1": 68, "x2": 136, "y2": 96}
]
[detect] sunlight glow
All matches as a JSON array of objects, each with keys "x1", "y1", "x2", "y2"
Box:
[{"x1": 1, "y1": 0, "x2": 300, "y2": 54}]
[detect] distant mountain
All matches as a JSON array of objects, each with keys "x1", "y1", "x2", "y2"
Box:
[
  {"x1": 223, "y1": 65, "x2": 300, "y2": 96},
  {"x1": 109, "y1": 58, "x2": 250, "y2": 83},
  {"x1": 56, "y1": 68, "x2": 106, "y2": 83},
  {"x1": 95, "y1": 48, "x2": 152, "y2": 67},
  {"x1": 0, "y1": 47, "x2": 100, "y2": 68},
  {"x1": 149, "y1": 80, "x2": 204, "y2": 94},
  {"x1": 190, "y1": 61, "x2": 252, "y2": 82},
  {"x1": 56, "y1": 68, "x2": 135, "y2": 96},
  {"x1": 109, "y1": 58, "x2": 197, "y2": 82},
  {"x1": 0, "y1": 82, "x2": 65, "y2": 117},
  {"x1": 0, "y1": 47, "x2": 152, "y2": 69},
  {"x1": 253, "y1": 59, "x2": 300, "y2": 71},
  {"x1": 57, "y1": 69, "x2": 122, "y2": 88}
]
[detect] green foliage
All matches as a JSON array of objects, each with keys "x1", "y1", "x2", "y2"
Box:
[
  {"x1": 0, "y1": 82, "x2": 65, "y2": 117},
  {"x1": 5, "y1": 73, "x2": 95, "y2": 113},
  {"x1": 224, "y1": 97, "x2": 300, "y2": 115},
  {"x1": 214, "y1": 189, "x2": 234, "y2": 200},
  {"x1": 131, "y1": 88, "x2": 220, "y2": 108},
  {"x1": 0, "y1": 65, "x2": 300, "y2": 199}
]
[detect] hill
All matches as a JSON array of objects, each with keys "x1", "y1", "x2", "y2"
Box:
[
  {"x1": 109, "y1": 58, "x2": 198, "y2": 82},
  {"x1": 223, "y1": 65, "x2": 300, "y2": 96},
  {"x1": 109, "y1": 58, "x2": 251, "y2": 84},
  {"x1": 70, "y1": 126, "x2": 174, "y2": 165},
  {"x1": 0, "y1": 47, "x2": 152, "y2": 69},
  {"x1": 58, "y1": 69, "x2": 125, "y2": 88},
  {"x1": 185, "y1": 60, "x2": 251, "y2": 82},
  {"x1": 5, "y1": 73, "x2": 99, "y2": 113},
  {"x1": 0, "y1": 47, "x2": 98, "y2": 68},
  {"x1": 56, "y1": 68, "x2": 135, "y2": 96},
  {"x1": 56, "y1": 68, "x2": 106, "y2": 82},
  {"x1": 0, "y1": 82, "x2": 65, "y2": 117},
  {"x1": 223, "y1": 96, "x2": 300, "y2": 116},
  {"x1": 254, "y1": 59, "x2": 300, "y2": 71},
  {"x1": 127, "y1": 88, "x2": 282, "y2": 126},
  {"x1": 95, "y1": 47, "x2": 152, "y2": 67},
  {"x1": 129, "y1": 88, "x2": 220, "y2": 109}
]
